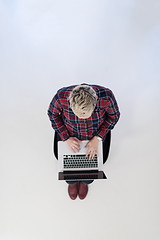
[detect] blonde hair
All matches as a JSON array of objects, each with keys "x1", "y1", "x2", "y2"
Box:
[{"x1": 68, "y1": 84, "x2": 97, "y2": 118}]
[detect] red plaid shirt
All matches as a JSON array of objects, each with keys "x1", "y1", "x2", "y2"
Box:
[{"x1": 47, "y1": 83, "x2": 120, "y2": 142}]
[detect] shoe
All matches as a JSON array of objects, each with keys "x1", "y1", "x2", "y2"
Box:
[
  {"x1": 78, "y1": 182, "x2": 88, "y2": 200},
  {"x1": 68, "y1": 183, "x2": 79, "y2": 200}
]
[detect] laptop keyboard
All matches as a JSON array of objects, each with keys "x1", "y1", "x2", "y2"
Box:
[{"x1": 63, "y1": 154, "x2": 98, "y2": 168}]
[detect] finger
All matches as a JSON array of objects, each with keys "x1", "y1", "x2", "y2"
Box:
[
  {"x1": 72, "y1": 144, "x2": 80, "y2": 152},
  {"x1": 74, "y1": 142, "x2": 81, "y2": 149},
  {"x1": 91, "y1": 150, "x2": 97, "y2": 160},
  {"x1": 72, "y1": 146, "x2": 79, "y2": 152},
  {"x1": 87, "y1": 152, "x2": 91, "y2": 160},
  {"x1": 85, "y1": 148, "x2": 91, "y2": 157},
  {"x1": 89, "y1": 153, "x2": 93, "y2": 160},
  {"x1": 73, "y1": 140, "x2": 80, "y2": 147},
  {"x1": 89, "y1": 151, "x2": 94, "y2": 160},
  {"x1": 72, "y1": 148, "x2": 80, "y2": 153},
  {"x1": 73, "y1": 137, "x2": 81, "y2": 142},
  {"x1": 72, "y1": 144, "x2": 79, "y2": 152},
  {"x1": 71, "y1": 146, "x2": 75, "y2": 152},
  {"x1": 88, "y1": 153, "x2": 92, "y2": 160},
  {"x1": 88, "y1": 150, "x2": 94, "y2": 160}
]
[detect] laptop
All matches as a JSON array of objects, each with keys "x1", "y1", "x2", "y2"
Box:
[{"x1": 58, "y1": 140, "x2": 107, "y2": 181}]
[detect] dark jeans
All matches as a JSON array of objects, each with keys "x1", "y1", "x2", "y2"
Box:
[{"x1": 53, "y1": 131, "x2": 111, "y2": 185}]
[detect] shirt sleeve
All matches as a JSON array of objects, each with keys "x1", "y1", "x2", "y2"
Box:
[
  {"x1": 47, "y1": 92, "x2": 70, "y2": 141},
  {"x1": 97, "y1": 90, "x2": 120, "y2": 141}
]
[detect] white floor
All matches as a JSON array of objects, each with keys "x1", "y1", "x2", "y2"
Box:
[{"x1": 0, "y1": 1, "x2": 160, "y2": 240}]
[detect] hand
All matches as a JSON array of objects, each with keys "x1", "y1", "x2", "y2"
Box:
[
  {"x1": 85, "y1": 136, "x2": 99, "y2": 160},
  {"x1": 65, "y1": 137, "x2": 81, "y2": 152}
]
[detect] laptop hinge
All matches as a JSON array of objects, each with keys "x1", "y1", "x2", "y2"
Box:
[{"x1": 63, "y1": 170, "x2": 99, "y2": 174}]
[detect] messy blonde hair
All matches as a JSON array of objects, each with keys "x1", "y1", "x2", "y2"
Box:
[{"x1": 68, "y1": 84, "x2": 97, "y2": 118}]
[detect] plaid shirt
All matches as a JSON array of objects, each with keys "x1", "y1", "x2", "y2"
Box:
[{"x1": 47, "y1": 83, "x2": 120, "y2": 142}]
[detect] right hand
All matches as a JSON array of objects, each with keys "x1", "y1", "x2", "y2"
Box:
[{"x1": 64, "y1": 137, "x2": 81, "y2": 152}]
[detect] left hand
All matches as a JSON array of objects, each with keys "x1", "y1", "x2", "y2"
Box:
[{"x1": 85, "y1": 136, "x2": 99, "y2": 160}]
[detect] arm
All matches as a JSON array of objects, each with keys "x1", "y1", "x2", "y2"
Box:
[
  {"x1": 47, "y1": 92, "x2": 70, "y2": 141},
  {"x1": 85, "y1": 90, "x2": 120, "y2": 159},
  {"x1": 97, "y1": 90, "x2": 120, "y2": 141}
]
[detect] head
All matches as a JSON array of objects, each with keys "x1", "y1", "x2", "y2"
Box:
[{"x1": 68, "y1": 84, "x2": 98, "y2": 119}]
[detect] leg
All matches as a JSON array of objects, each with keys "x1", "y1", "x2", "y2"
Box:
[
  {"x1": 66, "y1": 180, "x2": 78, "y2": 184},
  {"x1": 66, "y1": 180, "x2": 93, "y2": 184},
  {"x1": 53, "y1": 132, "x2": 92, "y2": 200},
  {"x1": 67, "y1": 181, "x2": 90, "y2": 200}
]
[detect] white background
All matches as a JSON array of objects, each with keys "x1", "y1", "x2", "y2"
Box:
[{"x1": 0, "y1": 0, "x2": 160, "y2": 240}]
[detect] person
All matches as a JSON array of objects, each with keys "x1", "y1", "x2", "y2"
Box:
[{"x1": 47, "y1": 83, "x2": 120, "y2": 200}]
